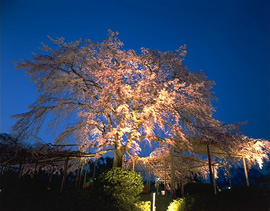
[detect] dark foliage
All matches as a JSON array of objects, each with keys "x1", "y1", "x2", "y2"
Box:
[
  {"x1": 180, "y1": 186, "x2": 270, "y2": 211},
  {"x1": 184, "y1": 182, "x2": 213, "y2": 195}
]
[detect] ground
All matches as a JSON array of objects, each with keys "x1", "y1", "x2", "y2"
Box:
[{"x1": 1, "y1": 187, "x2": 269, "y2": 211}]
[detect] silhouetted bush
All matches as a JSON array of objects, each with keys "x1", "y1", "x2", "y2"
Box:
[{"x1": 184, "y1": 182, "x2": 213, "y2": 195}]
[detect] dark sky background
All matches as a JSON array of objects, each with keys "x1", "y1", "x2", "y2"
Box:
[{"x1": 1, "y1": 0, "x2": 270, "y2": 143}]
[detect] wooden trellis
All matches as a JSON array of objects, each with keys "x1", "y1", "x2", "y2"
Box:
[{"x1": 0, "y1": 140, "x2": 100, "y2": 192}]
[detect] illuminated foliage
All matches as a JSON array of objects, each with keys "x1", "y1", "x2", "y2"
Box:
[
  {"x1": 167, "y1": 198, "x2": 185, "y2": 211},
  {"x1": 12, "y1": 30, "x2": 218, "y2": 167},
  {"x1": 98, "y1": 168, "x2": 144, "y2": 210},
  {"x1": 135, "y1": 201, "x2": 151, "y2": 211},
  {"x1": 231, "y1": 136, "x2": 270, "y2": 169}
]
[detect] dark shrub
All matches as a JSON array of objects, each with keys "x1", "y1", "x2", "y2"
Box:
[
  {"x1": 177, "y1": 186, "x2": 269, "y2": 211},
  {"x1": 184, "y1": 182, "x2": 213, "y2": 195}
]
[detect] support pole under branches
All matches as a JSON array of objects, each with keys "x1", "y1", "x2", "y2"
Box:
[
  {"x1": 170, "y1": 145, "x2": 176, "y2": 199},
  {"x1": 227, "y1": 162, "x2": 232, "y2": 189},
  {"x1": 207, "y1": 144, "x2": 214, "y2": 187},
  {"x1": 164, "y1": 160, "x2": 167, "y2": 193},
  {"x1": 76, "y1": 158, "x2": 82, "y2": 189},
  {"x1": 243, "y1": 157, "x2": 250, "y2": 187},
  {"x1": 83, "y1": 160, "x2": 89, "y2": 188},
  {"x1": 212, "y1": 165, "x2": 217, "y2": 195},
  {"x1": 60, "y1": 157, "x2": 69, "y2": 193}
]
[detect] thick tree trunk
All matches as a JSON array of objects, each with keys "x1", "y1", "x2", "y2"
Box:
[
  {"x1": 113, "y1": 147, "x2": 125, "y2": 168},
  {"x1": 132, "y1": 157, "x2": 136, "y2": 171},
  {"x1": 113, "y1": 136, "x2": 126, "y2": 168}
]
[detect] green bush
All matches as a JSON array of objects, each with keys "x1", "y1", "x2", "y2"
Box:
[
  {"x1": 135, "y1": 201, "x2": 151, "y2": 211},
  {"x1": 98, "y1": 167, "x2": 144, "y2": 211},
  {"x1": 167, "y1": 198, "x2": 185, "y2": 211}
]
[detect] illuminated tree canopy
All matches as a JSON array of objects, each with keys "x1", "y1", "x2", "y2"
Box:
[
  {"x1": 129, "y1": 136, "x2": 270, "y2": 192},
  {"x1": 12, "y1": 30, "x2": 269, "y2": 169}
]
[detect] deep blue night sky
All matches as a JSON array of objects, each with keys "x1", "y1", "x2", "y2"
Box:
[{"x1": 1, "y1": 0, "x2": 270, "y2": 142}]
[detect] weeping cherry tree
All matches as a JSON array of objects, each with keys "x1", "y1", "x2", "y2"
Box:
[{"x1": 12, "y1": 30, "x2": 218, "y2": 167}]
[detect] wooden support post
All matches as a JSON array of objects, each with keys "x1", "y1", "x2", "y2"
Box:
[
  {"x1": 76, "y1": 158, "x2": 82, "y2": 189},
  {"x1": 151, "y1": 192, "x2": 156, "y2": 211},
  {"x1": 34, "y1": 162, "x2": 39, "y2": 176},
  {"x1": 78, "y1": 161, "x2": 84, "y2": 189},
  {"x1": 148, "y1": 169, "x2": 151, "y2": 186},
  {"x1": 227, "y1": 162, "x2": 232, "y2": 189},
  {"x1": 148, "y1": 169, "x2": 150, "y2": 186},
  {"x1": 83, "y1": 160, "x2": 89, "y2": 188},
  {"x1": 146, "y1": 168, "x2": 150, "y2": 186},
  {"x1": 60, "y1": 157, "x2": 69, "y2": 193},
  {"x1": 170, "y1": 145, "x2": 176, "y2": 200},
  {"x1": 164, "y1": 160, "x2": 166, "y2": 193},
  {"x1": 18, "y1": 163, "x2": 23, "y2": 177},
  {"x1": 49, "y1": 167, "x2": 53, "y2": 189},
  {"x1": 212, "y1": 165, "x2": 217, "y2": 195},
  {"x1": 181, "y1": 181, "x2": 184, "y2": 197},
  {"x1": 180, "y1": 149, "x2": 184, "y2": 197},
  {"x1": 243, "y1": 157, "x2": 250, "y2": 187},
  {"x1": 16, "y1": 163, "x2": 23, "y2": 192},
  {"x1": 93, "y1": 158, "x2": 97, "y2": 181},
  {"x1": 156, "y1": 178, "x2": 159, "y2": 195},
  {"x1": 207, "y1": 144, "x2": 214, "y2": 186}
]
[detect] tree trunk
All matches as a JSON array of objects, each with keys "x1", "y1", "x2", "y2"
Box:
[
  {"x1": 132, "y1": 157, "x2": 136, "y2": 171},
  {"x1": 113, "y1": 147, "x2": 125, "y2": 168}
]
